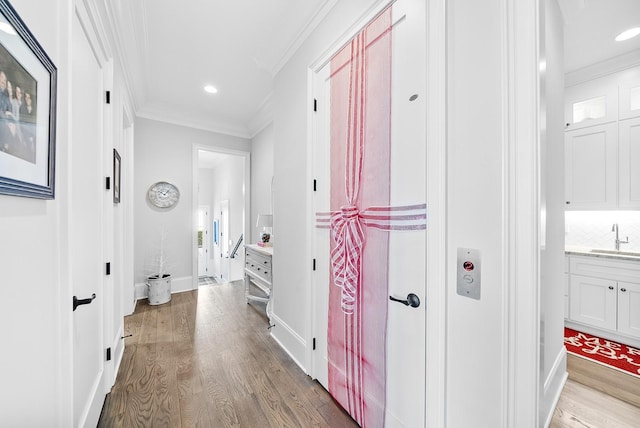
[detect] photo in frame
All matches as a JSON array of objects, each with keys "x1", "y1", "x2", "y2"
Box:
[
  {"x1": 0, "y1": 0, "x2": 57, "y2": 199},
  {"x1": 113, "y1": 148, "x2": 121, "y2": 204}
]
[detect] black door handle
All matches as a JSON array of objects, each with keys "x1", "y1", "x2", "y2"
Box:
[
  {"x1": 389, "y1": 293, "x2": 420, "y2": 308},
  {"x1": 73, "y1": 293, "x2": 96, "y2": 311}
]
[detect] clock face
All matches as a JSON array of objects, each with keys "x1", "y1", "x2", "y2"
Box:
[{"x1": 148, "y1": 181, "x2": 180, "y2": 208}]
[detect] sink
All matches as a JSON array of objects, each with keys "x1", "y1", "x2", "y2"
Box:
[{"x1": 590, "y1": 249, "x2": 640, "y2": 257}]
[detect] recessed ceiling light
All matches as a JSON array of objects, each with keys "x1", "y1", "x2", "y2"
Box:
[
  {"x1": 615, "y1": 27, "x2": 640, "y2": 42},
  {"x1": 204, "y1": 85, "x2": 218, "y2": 94}
]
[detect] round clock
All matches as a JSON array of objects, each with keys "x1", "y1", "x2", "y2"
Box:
[{"x1": 147, "y1": 181, "x2": 180, "y2": 208}]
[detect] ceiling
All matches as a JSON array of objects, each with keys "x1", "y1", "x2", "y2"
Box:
[
  {"x1": 108, "y1": 1, "x2": 640, "y2": 140},
  {"x1": 561, "y1": 0, "x2": 640, "y2": 72},
  {"x1": 109, "y1": 0, "x2": 336, "y2": 139}
]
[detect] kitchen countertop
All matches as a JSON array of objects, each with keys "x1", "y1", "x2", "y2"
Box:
[{"x1": 565, "y1": 246, "x2": 640, "y2": 262}]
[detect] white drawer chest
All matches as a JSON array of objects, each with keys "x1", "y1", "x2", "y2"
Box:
[{"x1": 244, "y1": 244, "x2": 273, "y2": 322}]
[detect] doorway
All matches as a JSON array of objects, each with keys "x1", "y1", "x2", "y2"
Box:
[{"x1": 194, "y1": 146, "x2": 250, "y2": 287}]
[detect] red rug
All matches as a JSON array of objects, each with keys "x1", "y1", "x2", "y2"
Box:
[{"x1": 564, "y1": 328, "x2": 640, "y2": 378}]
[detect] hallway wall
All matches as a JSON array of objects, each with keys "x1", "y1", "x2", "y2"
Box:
[
  {"x1": 133, "y1": 118, "x2": 250, "y2": 296},
  {"x1": 0, "y1": 1, "x2": 66, "y2": 423},
  {"x1": 250, "y1": 122, "x2": 274, "y2": 244}
]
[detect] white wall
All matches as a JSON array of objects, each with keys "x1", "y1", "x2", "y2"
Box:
[
  {"x1": 539, "y1": 0, "x2": 568, "y2": 424},
  {"x1": 446, "y1": 2, "x2": 505, "y2": 425},
  {"x1": 250, "y1": 122, "x2": 274, "y2": 244},
  {"x1": 0, "y1": 2, "x2": 65, "y2": 424},
  {"x1": 271, "y1": 0, "x2": 386, "y2": 366},
  {"x1": 133, "y1": 118, "x2": 250, "y2": 297}
]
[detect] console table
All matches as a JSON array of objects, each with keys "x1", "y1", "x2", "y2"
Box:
[{"x1": 244, "y1": 244, "x2": 273, "y2": 322}]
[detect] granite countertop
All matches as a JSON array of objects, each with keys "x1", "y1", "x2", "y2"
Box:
[{"x1": 565, "y1": 246, "x2": 640, "y2": 262}]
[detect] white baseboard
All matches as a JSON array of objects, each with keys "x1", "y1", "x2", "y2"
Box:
[
  {"x1": 134, "y1": 275, "x2": 195, "y2": 300},
  {"x1": 540, "y1": 347, "x2": 568, "y2": 428},
  {"x1": 269, "y1": 313, "x2": 308, "y2": 374}
]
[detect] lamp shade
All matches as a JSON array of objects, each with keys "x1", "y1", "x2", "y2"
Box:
[{"x1": 256, "y1": 214, "x2": 273, "y2": 228}]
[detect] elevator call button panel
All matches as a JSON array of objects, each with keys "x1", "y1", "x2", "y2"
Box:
[{"x1": 457, "y1": 247, "x2": 481, "y2": 300}]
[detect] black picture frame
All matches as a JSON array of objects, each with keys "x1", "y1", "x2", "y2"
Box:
[
  {"x1": 0, "y1": 0, "x2": 57, "y2": 199},
  {"x1": 113, "y1": 148, "x2": 121, "y2": 204}
]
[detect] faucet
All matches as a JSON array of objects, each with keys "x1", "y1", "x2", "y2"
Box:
[{"x1": 612, "y1": 223, "x2": 629, "y2": 251}]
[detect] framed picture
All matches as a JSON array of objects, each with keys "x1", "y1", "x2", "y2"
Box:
[
  {"x1": 113, "y1": 148, "x2": 121, "y2": 204},
  {"x1": 0, "y1": 0, "x2": 57, "y2": 199}
]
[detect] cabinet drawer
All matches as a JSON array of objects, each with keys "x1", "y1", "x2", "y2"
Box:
[{"x1": 570, "y1": 255, "x2": 640, "y2": 283}]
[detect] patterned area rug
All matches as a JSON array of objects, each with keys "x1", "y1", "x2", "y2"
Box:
[
  {"x1": 198, "y1": 276, "x2": 219, "y2": 286},
  {"x1": 564, "y1": 327, "x2": 640, "y2": 378}
]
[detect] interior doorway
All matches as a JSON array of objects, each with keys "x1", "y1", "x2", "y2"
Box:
[{"x1": 194, "y1": 146, "x2": 250, "y2": 287}]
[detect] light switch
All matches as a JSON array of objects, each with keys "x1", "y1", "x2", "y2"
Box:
[{"x1": 457, "y1": 248, "x2": 481, "y2": 300}]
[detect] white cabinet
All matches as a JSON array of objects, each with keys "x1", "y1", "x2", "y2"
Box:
[
  {"x1": 618, "y1": 281, "x2": 640, "y2": 337},
  {"x1": 618, "y1": 79, "x2": 640, "y2": 120},
  {"x1": 567, "y1": 255, "x2": 640, "y2": 342},
  {"x1": 564, "y1": 123, "x2": 617, "y2": 209},
  {"x1": 618, "y1": 117, "x2": 640, "y2": 208},
  {"x1": 565, "y1": 77, "x2": 617, "y2": 130},
  {"x1": 569, "y1": 273, "x2": 617, "y2": 330}
]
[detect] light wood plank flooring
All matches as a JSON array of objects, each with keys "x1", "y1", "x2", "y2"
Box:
[
  {"x1": 98, "y1": 281, "x2": 358, "y2": 427},
  {"x1": 550, "y1": 353, "x2": 640, "y2": 427},
  {"x1": 550, "y1": 378, "x2": 640, "y2": 427}
]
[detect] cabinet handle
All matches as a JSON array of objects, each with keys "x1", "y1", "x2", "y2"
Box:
[
  {"x1": 565, "y1": 201, "x2": 571, "y2": 205},
  {"x1": 621, "y1": 288, "x2": 627, "y2": 292},
  {"x1": 263, "y1": 261, "x2": 268, "y2": 264},
  {"x1": 609, "y1": 286, "x2": 615, "y2": 290}
]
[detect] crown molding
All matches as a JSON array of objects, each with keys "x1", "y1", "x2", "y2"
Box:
[
  {"x1": 269, "y1": 0, "x2": 339, "y2": 77},
  {"x1": 136, "y1": 107, "x2": 251, "y2": 140},
  {"x1": 565, "y1": 50, "x2": 640, "y2": 87},
  {"x1": 248, "y1": 92, "x2": 274, "y2": 138}
]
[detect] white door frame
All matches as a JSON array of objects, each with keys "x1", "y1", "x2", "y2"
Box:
[{"x1": 191, "y1": 145, "x2": 250, "y2": 289}]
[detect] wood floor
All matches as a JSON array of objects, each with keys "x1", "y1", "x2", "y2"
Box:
[
  {"x1": 99, "y1": 281, "x2": 640, "y2": 427},
  {"x1": 98, "y1": 281, "x2": 358, "y2": 427},
  {"x1": 550, "y1": 354, "x2": 640, "y2": 427}
]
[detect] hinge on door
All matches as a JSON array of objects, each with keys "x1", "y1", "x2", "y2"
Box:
[
  {"x1": 312, "y1": 338, "x2": 316, "y2": 350},
  {"x1": 105, "y1": 262, "x2": 111, "y2": 275},
  {"x1": 106, "y1": 347, "x2": 111, "y2": 361},
  {"x1": 105, "y1": 91, "x2": 111, "y2": 104},
  {"x1": 313, "y1": 98, "x2": 317, "y2": 112},
  {"x1": 105, "y1": 177, "x2": 111, "y2": 190},
  {"x1": 313, "y1": 179, "x2": 317, "y2": 192},
  {"x1": 312, "y1": 259, "x2": 316, "y2": 271}
]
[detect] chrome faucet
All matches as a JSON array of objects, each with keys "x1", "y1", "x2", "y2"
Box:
[{"x1": 612, "y1": 223, "x2": 629, "y2": 251}]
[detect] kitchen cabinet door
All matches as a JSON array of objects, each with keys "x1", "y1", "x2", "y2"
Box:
[
  {"x1": 618, "y1": 281, "x2": 640, "y2": 338},
  {"x1": 618, "y1": 117, "x2": 640, "y2": 209},
  {"x1": 565, "y1": 123, "x2": 618, "y2": 210},
  {"x1": 565, "y1": 78, "x2": 617, "y2": 130},
  {"x1": 569, "y1": 273, "x2": 617, "y2": 331}
]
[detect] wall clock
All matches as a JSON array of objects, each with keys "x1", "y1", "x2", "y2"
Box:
[{"x1": 147, "y1": 181, "x2": 180, "y2": 208}]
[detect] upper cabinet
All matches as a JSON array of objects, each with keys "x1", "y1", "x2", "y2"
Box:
[
  {"x1": 564, "y1": 67, "x2": 640, "y2": 210},
  {"x1": 565, "y1": 77, "x2": 618, "y2": 130}
]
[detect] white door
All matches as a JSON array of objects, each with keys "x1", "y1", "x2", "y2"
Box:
[
  {"x1": 312, "y1": 1, "x2": 427, "y2": 426},
  {"x1": 219, "y1": 199, "x2": 230, "y2": 281},
  {"x1": 71, "y1": 14, "x2": 106, "y2": 427},
  {"x1": 198, "y1": 206, "x2": 210, "y2": 277}
]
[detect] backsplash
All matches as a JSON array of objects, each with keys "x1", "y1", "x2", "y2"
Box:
[{"x1": 565, "y1": 211, "x2": 640, "y2": 252}]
